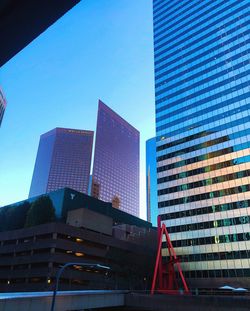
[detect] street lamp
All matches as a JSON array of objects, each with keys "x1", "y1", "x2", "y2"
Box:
[{"x1": 50, "y1": 262, "x2": 110, "y2": 311}]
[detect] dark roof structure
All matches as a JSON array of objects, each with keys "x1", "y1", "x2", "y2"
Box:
[{"x1": 1, "y1": 187, "x2": 153, "y2": 229}]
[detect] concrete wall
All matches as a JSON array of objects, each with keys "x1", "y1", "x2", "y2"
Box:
[
  {"x1": 66, "y1": 208, "x2": 113, "y2": 235},
  {"x1": 112, "y1": 224, "x2": 157, "y2": 248},
  {"x1": 125, "y1": 293, "x2": 250, "y2": 311},
  {"x1": 1, "y1": 291, "x2": 250, "y2": 311}
]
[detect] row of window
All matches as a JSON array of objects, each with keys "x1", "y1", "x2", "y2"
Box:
[
  {"x1": 156, "y1": 38, "x2": 248, "y2": 99},
  {"x1": 157, "y1": 96, "x2": 249, "y2": 141},
  {"x1": 157, "y1": 89, "x2": 249, "y2": 141},
  {"x1": 159, "y1": 183, "x2": 250, "y2": 208},
  {"x1": 159, "y1": 134, "x2": 231, "y2": 161},
  {"x1": 167, "y1": 215, "x2": 250, "y2": 234},
  {"x1": 0, "y1": 114, "x2": 4, "y2": 125},
  {"x1": 157, "y1": 88, "x2": 250, "y2": 133},
  {"x1": 156, "y1": 42, "x2": 248, "y2": 97},
  {"x1": 156, "y1": 58, "x2": 248, "y2": 123},
  {"x1": 156, "y1": 83, "x2": 248, "y2": 130},
  {"x1": 154, "y1": 0, "x2": 242, "y2": 65},
  {"x1": 166, "y1": 250, "x2": 249, "y2": 263},
  {"x1": 156, "y1": 114, "x2": 250, "y2": 151},
  {"x1": 155, "y1": 5, "x2": 247, "y2": 61},
  {"x1": 156, "y1": 63, "x2": 248, "y2": 117},
  {"x1": 182, "y1": 268, "x2": 250, "y2": 279},
  {"x1": 156, "y1": 52, "x2": 247, "y2": 101},
  {"x1": 160, "y1": 199, "x2": 250, "y2": 221},
  {"x1": 157, "y1": 155, "x2": 250, "y2": 183},
  {"x1": 154, "y1": 0, "x2": 238, "y2": 41},
  {"x1": 153, "y1": 0, "x2": 183, "y2": 20},
  {"x1": 154, "y1": 0, "x2": 220, "y2": 43},
  {"x1": 168, "y1": 232, "x2": 250, "y2": 248},
  {"x1": 157, "y1": 67, "x2": 248, "y2": 113},
  {"x1": 0, "y1": 103, "x2": 5, "y2": 125},
  {"x1": 157, "y1": 93, "x2": 249, "y2": 140},
  {"x1": 155, "y1": 24, "x2": 248, "y2": 90},
  {"x1": 158, "y1": 169, "x2": 250, "y2": 196},
  {"x1": 0, "y1": 233, "x2": 54, "y2": 246},
  {"x1": 154, "y1": 0, "x2": 194, "y2": 31},
  {"x1": 157, "y1": 141, "x2": 249, "y2": 172},
  {"x1": 155, "y1": 15, "x2": 248, "y2": 78}
]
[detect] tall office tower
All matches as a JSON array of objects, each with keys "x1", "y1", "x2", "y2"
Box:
[
  {"x1": 29, "y1": 128, "x2": 93, "y2": 198},
  {"x1": 0, "y1": 88, "x2": 7, "y2": 126},
  {"x1": 146, "y1": 137, "x2": 158, "y2": 226},
  {"x1": 153, "y1": 0, "x2": 250, "y2": 288},
  {"x1": 92, "y1": 100, "x2": 140, "y2": 216}
]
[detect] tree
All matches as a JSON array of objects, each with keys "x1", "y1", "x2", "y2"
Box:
[
  {"x1": 0, "y1": 206, "x2": 8, "y2": 231},
  {"x1": 25, "y1": 196, "x2": 55, "y2": 227},
  {"x1": 6, "y1": 201, "x2": 31, "y2": 230}
]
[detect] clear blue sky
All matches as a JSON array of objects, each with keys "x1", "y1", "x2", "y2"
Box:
[{"x1": 0, "y1": 0, "x2": 155, "y2": 219}]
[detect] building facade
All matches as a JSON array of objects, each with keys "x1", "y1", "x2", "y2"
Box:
[
  {"x1": 92, "y1": 100, "x2": 140, "y2": 217},
  {"x1": 0, "y1": 88, "x2": 7, "y2": 126},
  {"x1": 0, "y1": 214, "x2": 156, "y2": 292},
  {"x1": 146, "y1": 137, "x2": 158, "y2": 226},
  {"x1": 29, "y1": 128, "x2": 93, "y2": 197},
  {"x1": 153, "y1": 0, "x2": 250, "y2": 287}
]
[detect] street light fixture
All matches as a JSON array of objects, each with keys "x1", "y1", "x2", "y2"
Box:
[{"x1": 50, "y1": 262, "x2": 110, "y2": 311}]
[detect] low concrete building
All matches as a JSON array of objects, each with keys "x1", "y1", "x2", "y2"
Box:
[{"x1": 0, "y1": 214, "x2": 156, "y2": 292}]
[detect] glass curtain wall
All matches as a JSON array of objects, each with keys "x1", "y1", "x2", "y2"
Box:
[{"x1": 153, "y1": 0, "x2": 250, "y2": 287}]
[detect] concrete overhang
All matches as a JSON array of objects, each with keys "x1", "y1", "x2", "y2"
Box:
[{"x1": 0, "y1": 0, "x2": 81, "y2": 67}]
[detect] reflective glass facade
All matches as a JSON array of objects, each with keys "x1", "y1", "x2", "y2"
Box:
[
  {"x1": 146, "y1": 137, "x2": 158, "y2": 226},
  {"x1": 0, "y1": 88, "x2": 7, "y2": 127},
  {"x1": 92, "y1": 100, "x2": 140, "y2": 216},
  {"x1": 153, "y1": 0, "x2": 250, "y2": 287},
  {"x1": 29, "y1": 128, "x2": 93, "y2": 197}
]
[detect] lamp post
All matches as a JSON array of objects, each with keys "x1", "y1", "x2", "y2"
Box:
[{"x1": 50, "y1": 262, "x2": 110, "y2": 311}]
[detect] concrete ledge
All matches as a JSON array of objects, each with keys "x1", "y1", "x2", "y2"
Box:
[
  {"x1": 125, "y1": 293, "x2": 250, "y2": 311},
  {"x1": 1, "y1": 291, "x2": 250, "y2": 311},
  {"x1": 0, "y1": 290, "x2": 127, "y2": 311}
]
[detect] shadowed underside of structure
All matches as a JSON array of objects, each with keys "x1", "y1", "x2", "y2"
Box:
[{"x1": 0, "y1": 0, "x2": 80, "y2": 67}]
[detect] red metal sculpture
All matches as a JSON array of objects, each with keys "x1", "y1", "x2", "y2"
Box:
[{"x1": 151, "y1": 216, "x2": 189, "y2": 295}]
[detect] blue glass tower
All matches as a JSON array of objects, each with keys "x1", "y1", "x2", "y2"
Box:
[
  {"x1": 92, "y1": 100, "x2": 140, "y2": 216},
  {"x1": 146, "y1": 137, "x2": 158, "y2": 226},
  {"x1": 153, "y1": 0, "x2": 250, "y2": 288},
  {"x1": 29, "y1": 128, "x2": 93, "y2": 198}
]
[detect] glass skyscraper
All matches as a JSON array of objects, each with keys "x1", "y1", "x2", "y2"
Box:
[
  {"x1": 153, "y1": 0, "x2": 250, "y2": 287},
  {"x1": 146, "y1": 137, "x2": 158, "y2": 226},
  {"x1": 29, "y1": 127, "x2": 93, "y2": 198},
  {"x1": 92, "y1": 100, "x2": 140, "y2": 216},
  {"x1": 0, "y1": 88, "x2": 7, "y2": 127}
]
